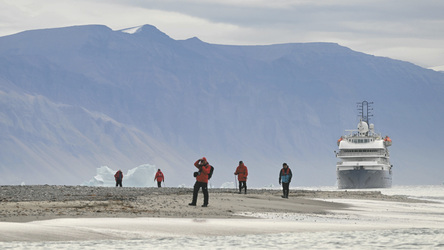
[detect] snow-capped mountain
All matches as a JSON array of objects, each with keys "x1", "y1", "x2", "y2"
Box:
[{"x1": 1, "y1": 24, "x2": 444, "y2": 187}]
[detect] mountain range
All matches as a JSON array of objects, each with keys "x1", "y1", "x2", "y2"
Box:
[{"x1": 1, "y1": 24, "x2": 444, "y2": 187}]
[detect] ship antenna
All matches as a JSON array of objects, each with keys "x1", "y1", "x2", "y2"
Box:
[{"x1": 357, "y1": 100, "x2": 373, "y2": 125}]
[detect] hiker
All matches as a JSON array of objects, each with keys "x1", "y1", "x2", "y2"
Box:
[
  {"x1": 189, "y1": 157, "x2": 211, "y2": 207},
  {"x1": 154, "y1": 169, "x2": 165, "y2": 188},
  {"x1": 278, "y1": 163, "x2": 292, "y2": 198},
  {"x1": 114, "y1": 170, "x2": 123, "y2": 187},
  {"x1": 234, "y1": 160, "x2": 248, "y2": 194}
]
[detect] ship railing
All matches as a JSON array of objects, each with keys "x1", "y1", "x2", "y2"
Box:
[
  {"x1": 337, "y1": 159, "x2": 390, "y2": 166},
  {"x1": 378, "y1": 158, "x2": 390, "y2": 164},
  {"x1": 344, "y1": 130, "x2": 382, "y2": 138},
  {"x1": 337, "y1": 151, "x2": 387, "y2": 157}
]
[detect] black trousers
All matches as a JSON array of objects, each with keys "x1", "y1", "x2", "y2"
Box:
[
  {"x1": 157, "y1": 181, "x2": 162, "y2": 188},
  {"x1": 191, "y1": 181, "x2": 208, "y2": 205},
  {"x1": 282, "y1": 182, "x2": 290, "y2": 197},
  {"x1": 239, "y1": 181, "x2": 247, "y2": 193},
  {"x1": 116, "y1": 180, "x2": 122, "y2": 187}
]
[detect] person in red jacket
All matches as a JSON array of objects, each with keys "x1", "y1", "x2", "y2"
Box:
[
  {"x1": 114, "y1": 170, "x2": 123, "y2": 187},
  {"x1": 154, "y1": 169, "x2": 165, "y2": 188},
  {"x1": 234, "y1": 161, "x2": 248, "y2": 194},
  {"x1": 189, "y1": 157, "x2": 211, "y2": 207}
]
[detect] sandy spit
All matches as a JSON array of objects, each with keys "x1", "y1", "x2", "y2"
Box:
[{"x1": 0, "y1": 185, "x2": 421, "y2": 223}]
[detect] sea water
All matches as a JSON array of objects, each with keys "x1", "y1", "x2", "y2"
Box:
[{"x1": 1, "y1": 185, "x2": 444, "y2": 249}]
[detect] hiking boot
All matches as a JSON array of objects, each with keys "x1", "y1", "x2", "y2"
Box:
[{"x1": 188, "y1": 203, "x2": 196, "y2": 206}]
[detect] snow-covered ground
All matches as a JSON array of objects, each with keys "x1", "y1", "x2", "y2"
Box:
[{"x1": 1, "y1": 185, "x2": 443, "y2": 249}]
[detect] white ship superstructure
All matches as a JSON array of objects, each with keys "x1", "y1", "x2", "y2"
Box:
[{"x1": 336, "y1": 102, "x2": 393, "y2": 189}]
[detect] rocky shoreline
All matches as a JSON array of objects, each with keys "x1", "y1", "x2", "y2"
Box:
[{"x1": 1, "y1": 185, "x2": 420, "y2": 202}]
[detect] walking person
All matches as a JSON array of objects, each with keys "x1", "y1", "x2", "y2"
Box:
[
  {"x1": 279, "y1": 163, "x2": 292, "y2": 198},
  {"x1": 114, "y1": 169, "x2": 123, "y2": 187},
  {"x1": 189, "y1": 157, "x2": 212, "y2": 207},
  {"x1": 234, "y1": 161, "x2": 248, "y2": 194},
  {"x1": 154, "y1": 169, "x2": 165, "y2": 188}
]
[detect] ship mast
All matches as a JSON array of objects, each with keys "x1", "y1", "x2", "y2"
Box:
[{"x1": 357, "y1": 101, "x2": 373, "y2": 124}]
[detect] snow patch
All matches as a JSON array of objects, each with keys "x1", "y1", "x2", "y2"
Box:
[
  {"x1": 119, "y1": 26, "x2": 143, "y2": 34},
  {"x1": 430, "y1": 65, "x2": 444, "y2": 72}
]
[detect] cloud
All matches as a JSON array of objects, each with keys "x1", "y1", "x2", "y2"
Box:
[{"x1": 0, "y1": 0, "x2": 443, "y2": 68}]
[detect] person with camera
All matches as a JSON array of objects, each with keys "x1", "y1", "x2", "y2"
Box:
[{"x1": 189, "y1": 157, "x2": 211, "y2": 207}]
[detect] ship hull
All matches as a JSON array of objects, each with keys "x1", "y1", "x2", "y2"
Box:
[{"x1": 337, "y1": 169, "x2": 392, "y2": 189}]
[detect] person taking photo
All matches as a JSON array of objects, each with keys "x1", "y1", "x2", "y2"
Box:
[{"x1": 189, "y1": 157, "x2": 211, "y2": 207}]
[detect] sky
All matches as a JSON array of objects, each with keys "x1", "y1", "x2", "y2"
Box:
[{"x1": 1, "y1": 0, "x2": 444, "y2": 70}]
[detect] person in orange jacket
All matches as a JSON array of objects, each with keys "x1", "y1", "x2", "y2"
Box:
[
  {"x1": 234, "y1": 161, "x2": 248, "y2": 194},
  {"x1": 154, "y1": 169, "x2": 165, "y2": 188},
  {"x1": 114, "y1": 170, "x2": 123, "y2": 187},
  {"x1": 189, "y1": 157, "x2": 211, "y2": 207}
]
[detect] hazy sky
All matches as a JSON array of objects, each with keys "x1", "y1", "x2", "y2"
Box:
[{"x1": 1, "y1": 0, "x2": 443, "y2": 70}]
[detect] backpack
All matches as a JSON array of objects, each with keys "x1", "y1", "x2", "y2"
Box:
[
  {"x1": 208, "y1": 165, "x2": 214, "y2": 180},
  {"x1": 115, "y1": 171, "x2": 123, "y2": 181},
  {"x1": 281, "y1": 168, "x2": 290, "y2": 175}
]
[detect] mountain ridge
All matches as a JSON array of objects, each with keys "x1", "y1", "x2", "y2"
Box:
[{"x1": 1, "y1": 24, "x2": 444, "y2": 186}]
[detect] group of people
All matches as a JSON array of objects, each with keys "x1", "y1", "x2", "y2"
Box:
[
  {"x1": 114, "y1": 169, "x2": 165, "y2": 187},
  {"x1": 114, "y1": 157, "x2": 293, "y2": 208},
  {"x1": 189, "y1": 157, "x2": 293, "y2": 207}
]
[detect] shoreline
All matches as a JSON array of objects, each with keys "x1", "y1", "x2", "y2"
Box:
[
  {"x1": 0, "y1": 185, "x2": 423, "y2": 223},
  {"x1": 2, "y1": 185, "x2": 444, "y2": 243}
]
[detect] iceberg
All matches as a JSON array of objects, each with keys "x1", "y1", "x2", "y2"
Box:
[
  {"x1": 82, "y1": 164, "x2": 159, "y2": 187},
  {"x1": 220, "y1": 182, "x2": 236, "y2": 188}
]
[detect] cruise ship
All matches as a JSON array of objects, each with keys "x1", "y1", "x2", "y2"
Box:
[{"x1": 336, "y1": 101, "x2": 393, "y2": 189}]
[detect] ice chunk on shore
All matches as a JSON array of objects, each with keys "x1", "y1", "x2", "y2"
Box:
[
  {"x1": 220, "y1": 182, "x2": 235, "y2": 188},
  {"x1": 82, "y1": 164, "x2": 158, "y2": 187}
]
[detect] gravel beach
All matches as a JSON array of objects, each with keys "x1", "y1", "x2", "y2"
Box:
[{"x1": 0, "y1": 185, "x2": 422, "y2": 223}]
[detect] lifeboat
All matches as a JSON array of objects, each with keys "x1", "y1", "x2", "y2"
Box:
[{"x1": 337, "y1": 137, "x2": 343, "y2": 146}]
